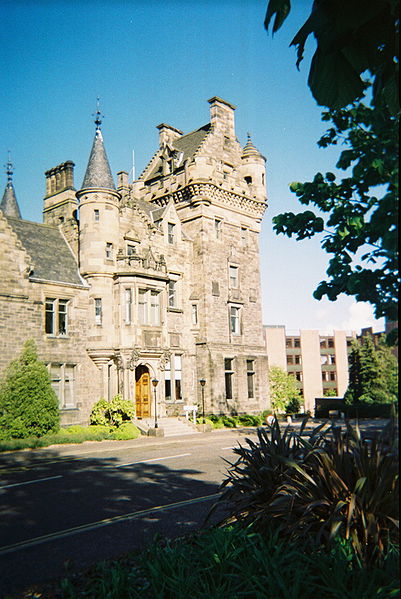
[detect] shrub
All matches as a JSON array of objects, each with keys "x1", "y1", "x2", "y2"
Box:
[
  {"x1": 0, "y1": 340, "x2": 59, "y2": 440},
  {"x1": 238, "y1": 414, "x2": 263, "y2": 426},
  {"x1": 90, "y1": 395, "x2": 135, "y2": 427},
  {"x1": 222, "y1": 415, "x2": 238, "y2": 428},
  {"x1": 110, "y1": 423, "x2": 141, "y2": 440},
  {"x1": 212, "y1": 417, "x2": 399, "y2": 565}
]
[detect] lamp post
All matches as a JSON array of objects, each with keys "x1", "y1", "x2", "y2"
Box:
[
  {"x1": 199, "y1": 378, "x2": 206, "y2": 424},
  {"x1": 152, "y1": 378, "x2": 159, "y2": 429}
]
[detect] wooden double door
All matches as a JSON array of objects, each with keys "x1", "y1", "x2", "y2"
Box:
[{"x1": 135, "y1": 365, "x2": 151, "y2": 418}]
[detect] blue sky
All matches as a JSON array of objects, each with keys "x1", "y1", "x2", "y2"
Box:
[{"x1": 0, "y1": 0, "x2": 384, "y2": 334}]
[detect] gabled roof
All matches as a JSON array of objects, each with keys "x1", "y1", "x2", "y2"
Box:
[
  {"x1": 1, "y1": 182, "x2": 21, "y2": 218},
  {"x1": 143, "y1": 124, "x2": 211, "y2": 182},
  {"x1": 82, "y1": 130, "x2": 115, "y2": 190},
  {"x1": 6, "y1": 217, "x2": 85, "y2": 287}
]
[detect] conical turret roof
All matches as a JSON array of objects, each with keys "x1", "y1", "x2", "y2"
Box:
[
  {"x1": 242, "y1": 133, "x2": 263, "y2": 159},
  {"x1": 1, "y1": 181, "x2": 21, "y2": 218},
  {"x1": 1, "y1": 156, "x2": 21, "y2": 218},
  {"x1": 82, "y1": 128, "x2": 115, "y2": 190}
]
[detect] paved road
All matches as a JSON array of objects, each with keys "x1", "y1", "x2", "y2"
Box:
[
  {"x1": 0, "y1": 428, "x2": 256, "y2": 597},
  {"x1": 0, "y1": 419, "x2": 394, "y2": 597}
]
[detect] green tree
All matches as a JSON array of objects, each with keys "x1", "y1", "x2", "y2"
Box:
[
  {"x1": 272, "y1": 99, "x2": 398, "y2": 322},
  {"x1": 345, "y1": 336, "x2": 398, "y2": 404},
  {"x1": 264, "y1": 1, "x2": 399, "y2": 327},
  {"x1": 0, "y1": 340, "x2": 60, "y2": 439},
  {"x1": 268, "y1": 366, "x2": 303, "y2": 414},
  {"x1": 264, "y1": 0, "x2": 399, "y2": 113}
]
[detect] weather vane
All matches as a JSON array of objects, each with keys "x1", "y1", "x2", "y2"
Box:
[
  {"x1": 92, "y1": 97, "x2": 104, "y2": 131},
  {"x1": 4, "y1": 151, "x2": 14, "y2": 183}
]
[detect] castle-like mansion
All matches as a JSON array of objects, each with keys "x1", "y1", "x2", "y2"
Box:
[{"x1": 0, "y1": 97, "x2": 270, "y2": 425}]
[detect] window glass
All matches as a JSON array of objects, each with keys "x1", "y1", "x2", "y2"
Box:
[
  {"x1": 229, "y1": 266, "x2": 238, "y2": 289},
  {"x1": 192, "y1": 304, "x2": 198, "y2": 325},
  {"x1": 230, "y1": 306, "x2": 240, "y2": 334},
  {"x1": 168, "y1": 223, "x2": 175, "y2": 244},
  {"x1": 95, "y1": 298, "x2": 102, "y2": 325},
  {"x1": 125, "y1": 289, "x2": 132, "y2": 324},
  {"x1": 58, "y1": 300, "x2": 68, "y2": 335},
  {"x1": 168, "y1": 281, "x2": 177, "y2": 308},
  {"x1": 45, "y1": 298, "x2": 56, "y2": 334},
  {"x1": 150, "y1": 291, "x2": 160, "y2": 325}
]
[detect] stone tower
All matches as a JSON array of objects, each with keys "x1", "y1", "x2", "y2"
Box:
[
  {"x1": 136, "y1": 97, "x2": 269, "y2": 414},
  {"x1": 76, "y1": 110, "x2": 121, "y2": 375}
]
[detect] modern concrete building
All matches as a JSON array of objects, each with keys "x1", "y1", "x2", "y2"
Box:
[
  {"x1": 0, "y1": 97, "x2": 269, "y2": 426},
  {"x1": 264, "y1": 326, "x2": 356, "y2": 413}
]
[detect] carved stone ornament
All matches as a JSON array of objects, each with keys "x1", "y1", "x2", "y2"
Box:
[
  {"x1": 128, "y1": 348, "x2": 141, "y2": 370},
  {"x1": 159, "y1": 349, "x2": 172, "y2": 371},
  {"x1": 113, "y1": 352, "x2": 123, "y2": 370}
]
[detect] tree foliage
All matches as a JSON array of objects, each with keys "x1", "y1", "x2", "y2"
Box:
[
  {"x1": 264, "y1": 0, "x2": 399, "y2": 114},
  {"x1": 90, "y1": 395, "x2": 135, "y2": 427},
  {"x1": 345, "y1": 336, "x2": 398, "y2": 404},
  {"x1": 0, "y1": 340, "x2": 60, "y2": 440},
  {"x1": 273, "y1": 100, "x2": 398, "y2": 321},
  {"x1": 268, "y1": 366, "x2": 303, "y2": 414}
]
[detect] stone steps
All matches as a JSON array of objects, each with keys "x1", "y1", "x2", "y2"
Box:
[{"x1": 135, "y1": 416, "x2": 199, "y2": 437}]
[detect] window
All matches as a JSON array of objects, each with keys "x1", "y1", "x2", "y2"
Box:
[
  {"x1": 165, "y1": 354, "x2": 182, "y2": 401},
  {"x1": 215, "y1": 219, "x2": 222, "y2": 239},
  {"x1": 45, "y1": 298, "x2": 69, "y2": 336},
  {"x1": 192, "y1": 304, "x2": 198, "y2": 325},
  {"x1": 241, "y1": 227, "x2": 247, "y2": 246},
  {"x1": 106, "y1": 242, "x2": 113, "y2": 259},
  {"x1": 294, "y1": 338, "x2": 301, "y2": 348},
  {"x1": 330, "y1": 371, "x2": 336, "y2": 381},
  {"x1": 138, "y1": 289, "x2": 161, "y2": 325},
  {"x1": 247, "y1": 359, "x2": 255, "y2": 399},
  {"x1": 286, "y1": 338, "x2": 293, "y2": 348},
  {"x1": 124, "y1": 289, "x2": 132, "y2": 324},
  {"x1": 287, "y1": 355, "x2": 294, "y2": 365},
  {"x1": 295, "y1": 355, "x2": 302, "y2": 365},
  {"x1": 95, "y1": 298, "x2": 102, "y2": 325},
  {"x1": 168, "y1": 223, "x2": 175, "y2": 244},
  {"x1": 127, "y1": 244, "x2": 136, "y2": 256},
  {"x1": 230, "y1": 306, "x2": 240, "y2": 335},
  {"x1": 94, "y1": 209, "x2": 100, "y2": 222},
  {"x1": 328, "y1": 338, "x2": 334, "y2": 348},
  {"x1": 229, "y1": 266, "x2": 239, "y2": 289},
  {"x1": 295, "y1": 371, "x2": 303, "y2": 382},
  {"x1": 50, "y1": 363, "x2": 76, "y2": 409},
  {"x1": 225, "y1": 358, "x2": 234, "y2": 399},
  {"x1": 168, "y1": 280, "x2": 177, "y2": 308},
  {"x1": 329, "y1": 355, "x2": 336, "y2": 365},
  {"x1": 244, "y1": 176, "x2": 252, "y2": 185}
]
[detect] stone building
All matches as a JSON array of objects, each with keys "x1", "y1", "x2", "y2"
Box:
[
  {"x1": 0, "y1": 97, "x2": 269, "y2": 426},
  {"x1": 264, "y1": 326, "x2": 356, "y2": 413}
]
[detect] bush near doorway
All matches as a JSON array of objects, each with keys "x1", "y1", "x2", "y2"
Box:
[{"x1": 90, "y1": 395, "x2": 135, "y2": 427}]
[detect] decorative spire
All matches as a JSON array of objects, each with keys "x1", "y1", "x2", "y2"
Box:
[
  {"x1": 1, "y1": 152, "x2": 22, "y2": 218},
  {"x1": 93, "y1": 97, "x2": 103, "y2": 134},
  {"x1": 81, "y1": 100, "x2": 115, "y2": 190},
  {"x1": 242, "y1": 133, "x2": 261, "y2": 158}
]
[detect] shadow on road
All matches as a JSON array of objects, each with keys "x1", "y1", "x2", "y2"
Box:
[{"x1": 0, "y1": 448, "x2": 223, "y2": 597}]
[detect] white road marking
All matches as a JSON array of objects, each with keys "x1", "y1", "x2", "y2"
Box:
[
  {"x1": 0, "y1": 475, "x2": 63, "y2": 490},
  {"x1": 0, "y1": 492, "x2": 221, "y2": 555},
  {"x1": 115, "y1": 453, "x2": 192, "y2": 468}
]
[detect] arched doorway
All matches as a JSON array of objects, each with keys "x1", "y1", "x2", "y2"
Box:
[{"x1": 135, "y1": 365, "x2": 151, "y2": 418}]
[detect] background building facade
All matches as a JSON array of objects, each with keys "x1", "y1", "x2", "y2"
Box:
[{"x1": 264, "y1": 326, "x2": 356, "y2": 413}]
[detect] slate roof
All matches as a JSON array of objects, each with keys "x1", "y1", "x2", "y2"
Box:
[
  {"x1": 144, "y1": 124, "x2": 211, "y2": 182},
  {"x1": 82, "y1": 130, "x2": 115, "y2": 190},
  {"x1": 6, "y1": 217, "x2": 85, "y2": 286},
  {"x1": 1, "y1": 182, "x2": 21, "y2": 218}
]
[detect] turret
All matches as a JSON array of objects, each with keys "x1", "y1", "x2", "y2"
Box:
[
  {"x1": 239, "y1": 134, "x2": 267, "y2": 202},
  {"x1": 0, "y1": 155, "x2": 21, "y2": 219},
  {"x1": 76, "y1": 105, "x2": 121, "y2": 278}
]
